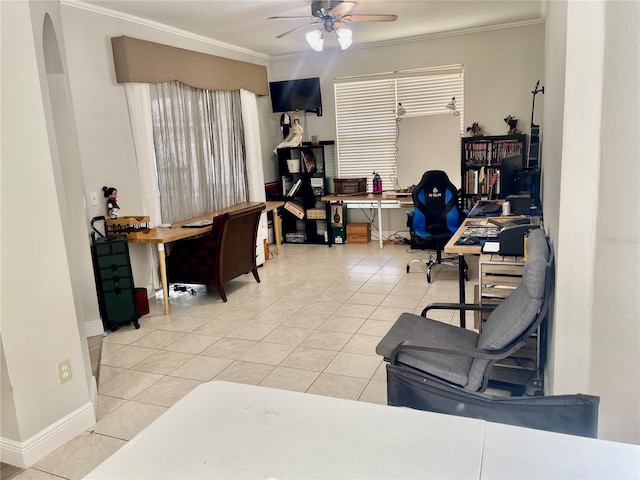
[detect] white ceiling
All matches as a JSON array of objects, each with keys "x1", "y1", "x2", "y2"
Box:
[{"x1": 75, "y1": 0, "x2": 545, "y2": 58}]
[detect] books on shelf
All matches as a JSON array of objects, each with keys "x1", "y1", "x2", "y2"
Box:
[
  {"x1": 301, "y1": 150, "x2": 316, "y2": 172},
  {"x1": 284, "y1": 200, "x2": 305, "y2": 219},
  {"x1": 282, "y1": 176, "x2": 293, "y2": 196},
  {"x1": 286, "y1": 178, "x2": 303, "y2": 197}
]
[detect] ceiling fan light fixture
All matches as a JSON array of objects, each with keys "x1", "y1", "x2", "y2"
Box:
[
  {"x1": 336, "y1": 27, "x2": 352, "y2": 50},
  {"x1": 306, "y1": 29, "x2": 324, "y2": 51}
]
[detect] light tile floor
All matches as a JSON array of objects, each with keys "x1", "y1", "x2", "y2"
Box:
[{"x1": 13, "y1": 242, "x2": 478, "y2": 480}]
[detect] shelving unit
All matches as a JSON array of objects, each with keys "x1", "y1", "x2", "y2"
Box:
[
  {"x1": 461, "y1": 134, "x2": 527, "y2": 211},
  {"x1": 277, "y1": 141, "x2": 335, "y2": 245},
  {"x1": 478, "y1": 252, "x2": 545, "y2": 395}
]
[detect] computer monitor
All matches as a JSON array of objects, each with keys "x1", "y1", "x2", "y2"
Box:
[{"x1": 500, "y1": 155, "x2": 523, "y2": 199}]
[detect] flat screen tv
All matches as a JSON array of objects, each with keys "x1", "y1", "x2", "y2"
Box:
[{"x1": 269, "y1": 77, "x2": 322, "y2": 116}]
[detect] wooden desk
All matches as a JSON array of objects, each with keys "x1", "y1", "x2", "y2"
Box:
[
  {"x1": 321, "y1": 193, "x2": 413, "y2": 249},
  {"x1": 84, "y1": 382, "x2": 640, "y2": 480},
  {"x1": 127, "y1": 201, "x2": 283, "y2": 315},
  {"x1": 444, "y1": 215, "x2": 526, "y2": 328}
]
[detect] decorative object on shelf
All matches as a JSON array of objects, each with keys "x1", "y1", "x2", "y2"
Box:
[
  {"x1": 273, "y1": 117, "x2": 303, "y2": 154},
  {"x1": 102, "y1": 186, "x2": 120, "y2": 219},
  {"x1": 504, "y1": 115, "x2": 521, "y2": 134},
  {"x1": 105, "y1": 216, "x2": 151, "y2": 236},
  {"x1": 466, "y1": 122, "x2": 484, "y2": 137},
  {"x1": 445, "y1": 97, "x2": 460, "y2": 116},
  {"x1": 280, "y1": 112, "x2": 291, "y2": 138}
]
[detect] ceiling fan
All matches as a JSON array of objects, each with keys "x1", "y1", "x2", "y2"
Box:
[{"x1": 268, "y1": 1, "x2": 398, "y2": 51}]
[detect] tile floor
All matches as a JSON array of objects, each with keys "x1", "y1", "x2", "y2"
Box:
[{"x1": 10, "y1": 241, "x2": 478, "y2": 480}]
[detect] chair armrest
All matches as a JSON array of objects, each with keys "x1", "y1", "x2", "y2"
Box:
[
  {"x1": 390, "y1": 339, "x2": 524, "y2": 365},
  {"x1": 406, "y1": 211, "x2": 414, "y2": 228},
  {"x1": 420, "y1": 302, "x2": 497, "y2": 317}
]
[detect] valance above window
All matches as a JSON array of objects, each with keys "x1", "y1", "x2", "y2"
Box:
[{"x1": 111, "y1": 35, "x2": 269, "y2": 96}]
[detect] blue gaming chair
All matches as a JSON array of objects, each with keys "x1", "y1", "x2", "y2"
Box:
[{"x1": 406, "y1": 170, "x2": 467, "y2": 283}]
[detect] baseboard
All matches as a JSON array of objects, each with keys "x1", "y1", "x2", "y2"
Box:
[
  {"x1": 84, "y1": 318, "x2": 104, "y2": 337},
  {"x1": 0, "y1": 401, "x2": 96, "y2": 468}
]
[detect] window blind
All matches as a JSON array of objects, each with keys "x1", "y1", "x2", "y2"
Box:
[{"x1": 334, "y1": 66, "x2": 463, "y2": 191}]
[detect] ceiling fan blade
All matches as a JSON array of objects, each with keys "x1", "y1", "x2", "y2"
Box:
[
  {"x1": 268, "y1": 15, "x2": 316, "y2": 21},
  {"x1": 276, "y1": 22, "x2": 320, "y2": 39},
  {"x1": 342, "y1": 14, "x2": 398, "y2": 22},
  {"x1": 329, "y1": 1, "x2": 358, "y2": 17}
]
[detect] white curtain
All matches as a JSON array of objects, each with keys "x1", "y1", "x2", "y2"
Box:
[
  {"x1": 124, "y1": 82, "x2": 161, "y2": 289},
  {"x1": 150, "y1": 81, "x2": 248, "y2": 223},
  {"x1": 240, "y1": 89, "x2": 266, "y2": 202}
]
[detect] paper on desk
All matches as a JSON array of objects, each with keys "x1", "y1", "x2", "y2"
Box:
[{"x1": 482, "y1": 241, "x2": 500, "y2": 253}]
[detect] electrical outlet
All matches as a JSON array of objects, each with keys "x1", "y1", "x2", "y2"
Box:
[
  {"x1": 57, "y1": 359, "x2": 72, "y2": 384},
  {"x1": 89, "y1": 191, "x2": 98, "y2": 206}
]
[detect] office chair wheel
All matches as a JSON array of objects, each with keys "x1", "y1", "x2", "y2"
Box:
[{"x1": 133, "y1": 320, "x2": 140, "y2": 329}]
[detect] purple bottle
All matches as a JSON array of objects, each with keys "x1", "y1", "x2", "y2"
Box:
[{"x1": 373, "y1": 171, "x2": 383, "y2": 193}]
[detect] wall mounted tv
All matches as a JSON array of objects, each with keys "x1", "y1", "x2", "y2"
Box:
[{"x1": 269, "y1": 77, "x2": 323, "y2": 117}]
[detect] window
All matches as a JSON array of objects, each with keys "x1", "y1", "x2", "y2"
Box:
[
  {"x1": 150, "y1": 81, "x2": 248, "y2": 223},
  {"x1": 334, "y1": 66, "x2": 464, "y2": 190}
]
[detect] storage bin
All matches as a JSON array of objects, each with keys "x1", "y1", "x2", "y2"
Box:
[
  {"x1": 306, "y1": 208, "x2": 326, "y2": 219},
  {"x1": 135, "y1": 287, "x2": 150, "y2": 317},
  {"x1": 334, "y1": 178, "x2": 367, "y2": 195},
  {"x1": 346, "y1": 223, "x2": 371, "y2": 244},
  {"x1": 285, "y1": 232, "x2": 307, "y2": 243}
]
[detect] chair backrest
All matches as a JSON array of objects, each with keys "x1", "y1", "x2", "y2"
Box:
[
  {"x1": 217, "y1": 203, "x2": 265, "y2": 282},
  {"x1": 411, "y1": 170, "x2": 462, "y2": 237},
  {"x1": 466, "y1": 228, "x2": 553, "y2": 391}
]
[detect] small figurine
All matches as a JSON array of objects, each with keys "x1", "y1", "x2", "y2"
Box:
[
  {"x1": 466, "y1": 122, "x2": 484, "y2": 137},
  {"x1": 103, "y1": 186, "x2": 120, "y2": 219},
  {"x1": 504, "y1": 115, "x2": 521, "y2": 134},
  {"x1": 273, "y1": 117, "x2": 303, "y2": 154}
]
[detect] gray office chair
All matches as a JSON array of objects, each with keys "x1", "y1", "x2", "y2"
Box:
[
  {"x1": 376, "y1": 229, "x2": 600, "y2": 438},
  {"x1": 378, "y1": 228, "x2": 553, "y2": 394}
]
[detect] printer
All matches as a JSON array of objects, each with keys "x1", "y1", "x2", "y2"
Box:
[{"x1": 498, "y1": 221, "x2": 541, "y2": 256}]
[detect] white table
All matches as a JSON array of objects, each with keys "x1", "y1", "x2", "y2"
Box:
[
  {"x1": 322, "y1": 193, "x2": 413, "y2": 249},
  {"x1": 84, "y1": 382, "x2": 640, "y2": 479}
]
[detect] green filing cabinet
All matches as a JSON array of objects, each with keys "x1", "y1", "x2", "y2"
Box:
[{"x1": 91, "y1": 235, "x2": 140, "y2": 331}]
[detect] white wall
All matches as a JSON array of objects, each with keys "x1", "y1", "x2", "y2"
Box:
[
  {"x1": 543, "y1": 0, "x2": 640, "y2": 444},
  {"x1": 396, "y1": 114, "x2": 462, "y2": 189},
  {"x1": 1, "y1": 1, "x2": 95, "y2": 466},
  {"x1": 268, "y1": 24, "x2": 544, "y2": 235}
]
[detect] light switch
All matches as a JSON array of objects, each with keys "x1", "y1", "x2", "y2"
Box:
[{"x1": 90, "y1": 191, "x2": 98, "y2": 206}]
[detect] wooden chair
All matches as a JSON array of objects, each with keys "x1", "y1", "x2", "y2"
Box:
[{"x1": 166, "y1": 203, "x2": 265, "y2": 302}]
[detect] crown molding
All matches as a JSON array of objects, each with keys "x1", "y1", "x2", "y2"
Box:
[
  {"x1": 270, "y1": 19, "x2": 545, "y2": 61},
  {"x1": 61, "y1": 0, "x2": 272, "y2": 62}
]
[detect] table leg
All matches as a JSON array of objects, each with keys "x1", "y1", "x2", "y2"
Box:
[
  {"x1": 157, "y1": 244, "x2": 170, "y2": 315},
  {"x1": 377, "y1": 200, "x2": 383, "y2": 249},
  {"x1": 458, "y1": 253, "x2": 466, "y2": 328},
  {"x1": 272, "y1": 208, "x2": 281, "y2": 255}
]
